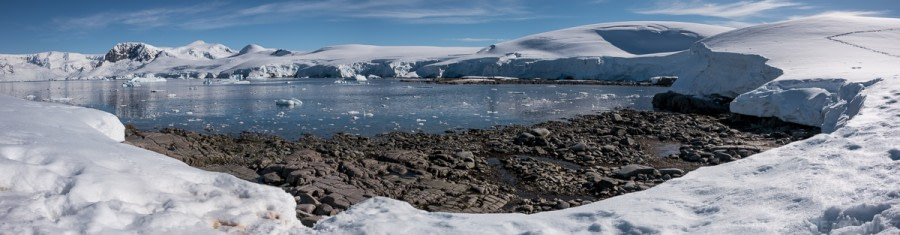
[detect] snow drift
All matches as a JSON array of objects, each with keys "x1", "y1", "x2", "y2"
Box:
[{"x1": 0, "y1": 95, "x2": 307, "y2": 234}]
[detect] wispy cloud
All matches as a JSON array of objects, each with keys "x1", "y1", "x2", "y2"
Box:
[
  {"x1": 53, "y1": 0, "x2": 535, "y2": 31},
  {"x1": 788, "y1": 10, "x2": 888, "y2": 20},
  {"x1": 636, "y1": 0, "x2": 802, "y2": 19},
  {"x1": 447, "y1": 38, "x2": 507, "y2": 42}
]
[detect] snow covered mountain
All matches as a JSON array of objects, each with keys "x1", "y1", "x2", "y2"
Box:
[
  {"x1": 416, "y1": 21, "x2": 733, "y2": 79},
  {"x1": 0, "y1": 22, "x2": 729, "y2": 81}
]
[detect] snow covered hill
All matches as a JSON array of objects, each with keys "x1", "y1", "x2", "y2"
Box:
[
  {"x1": 0, "y1": 22, "x2": 728, "y2": 81},
  {"x1": 416, "y1": 22, "x2": 732, "y2": 80}
]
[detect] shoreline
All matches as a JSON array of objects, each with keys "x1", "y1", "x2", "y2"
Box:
[
  {"x1": 397, "y1": 78, "x2": 673, "y2": 86},
  {"x1": 125, "y1": 109, "x2": 818, "y2": 227}
]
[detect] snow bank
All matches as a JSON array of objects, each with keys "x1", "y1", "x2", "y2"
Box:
[
  {"x1": 672, "y1": 16, "x2": 900, "y2": 131},
  {"x1": 0, "y1": 95, "x2": 306, "y2": 234}
]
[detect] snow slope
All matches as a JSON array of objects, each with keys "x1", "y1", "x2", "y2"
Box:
[
  {"x1": 311, "y1": 16, "x2": 900, "y2": 234},
  {"x1": 417, "y1": 22, "x2": 732, "y2": 80},
  {"x1": 672, "y1": 16, "x2": 900, "y2": 132},
  {"x1": 0, "y1": 95, "x2": 307, "y2": 234}
]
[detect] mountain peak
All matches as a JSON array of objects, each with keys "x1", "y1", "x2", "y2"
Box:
[
  {"x1": 237, "y1": 44, "x2": 267, "y2": 55},
  {"x1": 104, "y1": 42, "x2": 163, "y2": 63}
]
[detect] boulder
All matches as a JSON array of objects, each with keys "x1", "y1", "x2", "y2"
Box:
[{"x1": 615, "y1": 164, "x2": 656, "y2": 179}]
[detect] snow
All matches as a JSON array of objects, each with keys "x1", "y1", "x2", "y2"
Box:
[
  {"x1": 275, "y1": 98, "x2": 303, "y2": 107},
  {"x1": 672, "y1": 16, "x2": 900, "y2": 132},
  {"x1": 0, "y1": 95, "x2": 307, "y2": 234}
]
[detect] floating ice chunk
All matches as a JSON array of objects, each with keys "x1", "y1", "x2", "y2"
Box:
[
  {"x1": 365, "y1": 113, "x2": 374, "y2": 117},
  {"x1": 347, "y1": 74, "x2": 368, "y2": 81},
  {"x1": 347, "y1": 111, "x2": 361, "y2": 115},
  {"x1": 508, "y1": 91, "x2": 526, "y2": 94},
  {"x1": 186, "y1": 112, "x2": 193, "y2": 115},
  {"x1": 275, "y1": 98, "x2": 303, "y2": 107},
  {"x1": 24, "y1": 95, "x2": 36, "y2": 100},
  {"x1": 167, "y1": 94, "x2": 177, "y2": 98}
]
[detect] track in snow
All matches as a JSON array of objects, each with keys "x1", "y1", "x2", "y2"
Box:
[{"x1": 826, "y1": 28, "x2": 900, "y2": 58}]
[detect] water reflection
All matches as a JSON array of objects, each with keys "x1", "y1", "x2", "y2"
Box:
[{"x1": 0, "y1": 79, "x2": 666, "y2": 139}]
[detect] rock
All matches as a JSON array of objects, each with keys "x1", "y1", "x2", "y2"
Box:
[
  {"x1": 297, "y1": 193, "x2": 319, "y2": 205},
  {"x1": 611, "y1": 114, "x2": 624, "y2": 122},
  {"x1": 286, "y1": 149, "x2": 323, "y2": 164},
  {"x1": 300, "y1": 216, "x2": 322, "y2": 227},
  {"x1": 596, "y1": 177, "x2": 619, "y2": 190},
  {"x1": 619, "y1": 138, "x2": 636, "y2": 146},
  {"x1": 615, "y1": 164, "x2": 656, "y2": 179},
  {"x1": 297, "y1": 204, "x2": 316, "y2": 214},
  {"x1": 600, "y1": 145, "x2": 618, "y2": 153},
  {"x1": 321, "y1": 194, "x2": 352, "y2": 210},
  {"x1": 658, "y1": 168, "x2": 684, "y2": 176},
  {"x1": 515, "y1": 132, "x2": 536, "y2": 145},
  {"x1": 199, "y1": 164, "x2": 259, "y2": 182},
  {"x1": 713, "y1": 151, "x2": 734, "y2": 162},
  {"x1": 454, "y1": 151, "x2": 475, "y2": 159},
  {"x1": 555, "y1": 200, "x2": 571, "y2": 209},
  {"x1": 262, "y1": 172, "x2": 282, "y2": 184},
  {"x1": 569, "y1": 142, "x2": 588, "y2": 152},
  {"x1": 652, "y1": 91, "x2": 731, "y2": 115},
  {"x1": 530, "y1": 128, "x2": 551, "y2": 137},
  {"x1": 314, "y1": 203, "x2": 334, "y2": 216}
]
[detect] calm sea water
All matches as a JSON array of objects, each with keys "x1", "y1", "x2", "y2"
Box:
[{"x1": 0, "y1": 79, "x2": 666, "y2": 139}]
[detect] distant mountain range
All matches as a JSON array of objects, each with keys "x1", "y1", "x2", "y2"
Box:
[{"x1": 0, "y1": 22, "x2": 731, "y2": 81}]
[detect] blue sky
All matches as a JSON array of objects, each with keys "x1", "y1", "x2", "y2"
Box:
[{"x1": 1, "y1": 0, "x2": 897, "y2": 54}]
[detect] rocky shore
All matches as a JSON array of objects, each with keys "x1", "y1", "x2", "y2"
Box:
[
  {"x1": 125, "y1": 110, "x2": 818, "y2": 227},
  {"x1": 400, "y1": 77, "x2": 674, "y2": 86}
]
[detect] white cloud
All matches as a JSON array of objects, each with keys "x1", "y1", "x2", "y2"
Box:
[
  {"x1": 54, "y1": 0, "x2": 535, "y2": 31},
  {"x1": 636, "y1": 0, "x2": 802, "y2": 18}
]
